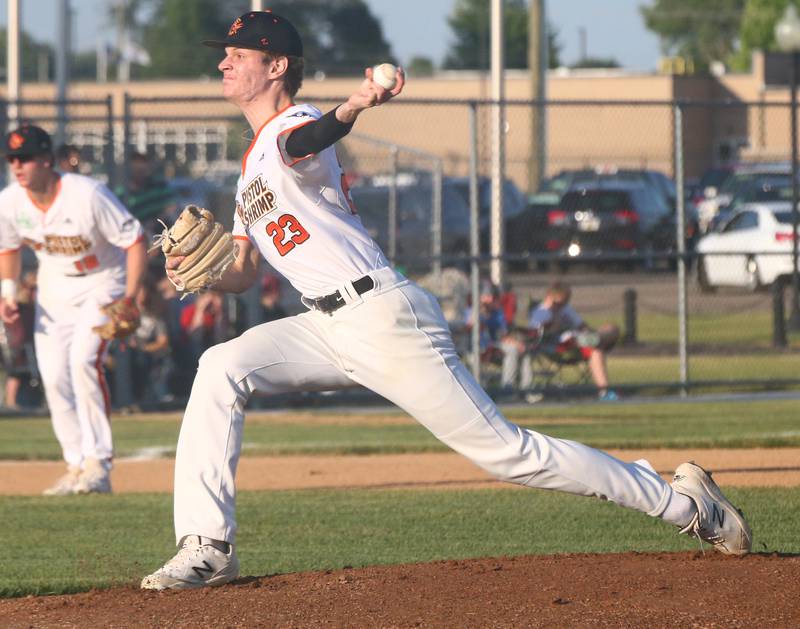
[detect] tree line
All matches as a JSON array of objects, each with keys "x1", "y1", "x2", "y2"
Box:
[{"x1": 0, "y1": 0, "x2": 792, "y2": 82}]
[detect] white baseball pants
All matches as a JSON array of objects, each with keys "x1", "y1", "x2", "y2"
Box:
[
  {"x1": 35, "y1": 292, "x2": 115, "y2": 467},
  {"x1": 174, "y1": 267, "x2": 685, "y2": 544}
]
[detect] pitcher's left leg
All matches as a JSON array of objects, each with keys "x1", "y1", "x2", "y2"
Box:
[
  {"x1": 69, "y1": 298, "x2": 113, "y2": 462},
  {"x1": 339, "y1": 284, "x2": 690, "y2": 522}
]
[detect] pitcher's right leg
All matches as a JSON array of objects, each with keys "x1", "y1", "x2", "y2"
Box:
[{"x1": 172, "y1": 313, "x2": 353, "y2": 546}]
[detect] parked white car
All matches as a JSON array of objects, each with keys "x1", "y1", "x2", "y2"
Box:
[
  {"x1": 695, "y1": 162, "x2": 790, "y2": 233},
  {"x1": 695, "y1": 202, "x2": 800, "y2": 291}
]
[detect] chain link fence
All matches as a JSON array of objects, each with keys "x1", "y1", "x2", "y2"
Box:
[{"x1": 2, "y1": 94, "x2": 800, "y2": 409}]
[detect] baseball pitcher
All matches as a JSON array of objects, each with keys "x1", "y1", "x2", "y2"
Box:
[
  {"x1": 141, "y1": 12, "x2": 750, "y2": 590},
  {"x1": 0, "y1": 124, "x2": 146, "y2": 495}
]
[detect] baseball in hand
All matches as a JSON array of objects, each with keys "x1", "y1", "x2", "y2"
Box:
[{"x1": 372, "y1": 63, "x2": 397, "y2": 90}]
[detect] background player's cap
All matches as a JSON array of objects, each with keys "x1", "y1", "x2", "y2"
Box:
[
  {"x1": 5, "y1": 124, "x2": 52, "y2": 157},
  {"x1": 202, "y1": 11, "x2": 303, "y2": 57}
]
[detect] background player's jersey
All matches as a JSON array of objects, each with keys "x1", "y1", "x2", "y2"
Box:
[
  {"x1": 232, "y1": 103, "x2": 389, "y2": 298},
  {"x1": 0, "y1": 173, "x2": 143, "y2": 303}
]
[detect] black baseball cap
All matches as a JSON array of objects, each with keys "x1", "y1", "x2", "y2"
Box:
[
  {"x1": 5, "y1": 124, "x2": 52, "y2": 157},
  {"x1": 202, "y1": 11, "x2": 303, "y2": 57}
]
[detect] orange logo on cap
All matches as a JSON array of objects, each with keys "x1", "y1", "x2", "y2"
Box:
[
  {"x1": 228, "y1": 17, "x2": 243, "y2": 36},
  {"x1": 8, "y1": 133, "x2": 24, "y2": 150}
]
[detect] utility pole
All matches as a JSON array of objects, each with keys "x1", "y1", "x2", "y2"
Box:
[
  {"x1": 7, "y1": 0, "x2": 21, "y2": 128},
  {"x1": 490, "y1": 0, "x2": 506, "y2": 288},
  {"x1": 116, "y1": 0, "x2": 130, "y2": 82},
  {"x1": 56, "y1": 0, "x2": 72, "y2": 145},
  {"x1": 528, "y1": 0, "x2": 546, "y2": 196}
]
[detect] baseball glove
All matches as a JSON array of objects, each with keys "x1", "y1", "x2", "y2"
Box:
[
  {"x1": 92, "y1": 297, "x2": 140, "y2": 341},
  {"x1": 151, "y1": 205, "x2": 238, "y2": 296}
]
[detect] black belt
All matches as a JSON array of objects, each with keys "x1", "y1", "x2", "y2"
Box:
[{"x1": 311, "y1": 275, "x2": 374, "y2": 314}]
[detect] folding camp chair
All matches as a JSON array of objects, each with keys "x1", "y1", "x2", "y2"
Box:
[{"x1": 526, "y1": 329, "x2": 593, "y2": 398}]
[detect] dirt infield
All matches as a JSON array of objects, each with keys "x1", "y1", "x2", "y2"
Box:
[
  {"x1": 4, "y1": 447, "x2": 799, "y2": 626},
  {"x1": 2, "y1": 447, "x2": 799, "y2": 496},
  {"x1": 3, "y1": 552, "x2": 798, "y2": 628}
]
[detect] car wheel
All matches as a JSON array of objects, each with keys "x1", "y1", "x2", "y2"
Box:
[
  {"x1": 745, "y1": 257, "x2": 763, "y2": 292},
  {"x1": 697, "y1": 255, "x2": 716, "y2": 293}
]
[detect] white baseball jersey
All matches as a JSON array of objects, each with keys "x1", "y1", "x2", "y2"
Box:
[
  {"x1": 0, "y1": 173, "x2": 143, "y2": 469},
  {"x1": 172, "y1": 105, "x2": 694, "y2": 548},
  {"x1": 232, "y1": 103, "x2": 389, "y2": 299},
  {"x1": 0, "y1": 173, "x2": 143, "y2": 307}
]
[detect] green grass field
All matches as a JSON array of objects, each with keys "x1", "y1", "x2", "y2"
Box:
[
  {"x1": 2, "y1": 397, "x2": 799, "y2": 597},
  {"x1": 2, "y1": 399, "x2": 800, "y2": 460},
  {"x1": 2, "y1": 487, "x2": 798, "y2": 598}
]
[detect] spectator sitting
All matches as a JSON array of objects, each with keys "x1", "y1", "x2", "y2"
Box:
[
  {"x1": 502, "y1": 281, "x2": 620, "y2": 400},
  {"x1": 260, "y1": 273, "x2": 287, "y2": 323},
  {"x1": 463, "y1": 288, "x2": 507, "y2": 368},
  {"x1": 115, "y1": 151, "x2": 178, "y2": 240},
  {"x1": 180, "y1": 291, "x2": 226, "y2": 360},
  {"x1": 498, "y1": 281, "x2": 518, "y2": 329},
  {"x1": 55, "y1": 144, "x2": 83, "y2": 174},
  {"x1": 1, "y1": 271, "x2": 38, "y2": 408},
  {"x1": 128, "y1": 281, "x2": 172, "y2": 404},
  {"x1": 155, "y1": 274, "x2": 195, "y2": 398}
]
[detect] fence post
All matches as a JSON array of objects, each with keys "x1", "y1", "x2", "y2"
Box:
[
  {"x1": 468, "y1": 102, "x2": 481, "y2": 381},
  {"x1": 122, "y1": 92, "x2": 131, "y2": 189},
  {"x1": 674, "y1": 102, "x2": 690, "y2": 396},
  {"x1": 623, "y1": 289, "x2": 637, "y2": 345},
  {"x1": 774, "y1": 280, "x2": 788, "y2": 348},
  {"x1": 432, "y1": 158, "x2": 443, "y2": 287},
  {"x1": 104, "y1": 95, "x2": 115, "y2": 189},
  {"x1": 388, "y1": 145, "x2": 398, "y2": 266}
]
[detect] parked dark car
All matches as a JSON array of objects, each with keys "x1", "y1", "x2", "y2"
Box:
[
  {"x1": 350, "y1": 183, "x2": 470, "y2": 269},
  {"x1": 720, "y1": 175, "x2": 794, "y2": 213},
  {"x1": 539, "y1": 167, "x2": 677, "y2": 209},
  {"x1": 349, "y1": 176, "x2": 526, "y2": 270},
  {"x1": 541, "y1": 181, "x2": 677, "y2": 269},
  {"x1": 504, "y1": 198, "x2": 559, "y2": 270}
]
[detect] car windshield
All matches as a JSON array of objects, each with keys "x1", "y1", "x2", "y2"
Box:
[
  {"x1": 349, "y1": 184, "x2": 471, "y2": 230},
  {"x1": 449, "y1": 179, "x2": 527, "y2": 219},
  {"x1": 774, "y1": 210, "x2": 799, "y2": 225},
  {"x1": 730, "y1": 177, "x2": 793, "y2": 208},
  {"x1": 560, "y1": 190, "x2": 633, "y2": 212},
  {"x1": 699, "y1": 167, "x2": 733, "y2": 189},
  {"x1": 719, "y1": 170, "x2": 790, "y2": 196}
]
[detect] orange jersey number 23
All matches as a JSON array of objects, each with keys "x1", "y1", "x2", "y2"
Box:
[{"x1": 265, "y1": 213, "x2": 310, "y2": 256}]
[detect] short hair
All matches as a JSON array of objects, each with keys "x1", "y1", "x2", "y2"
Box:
[
  {"x1": 263, "y1": 52, "x2": 305, "y2": 97},
  {"x1": 546, "y1": 281, "x2": 571, "y2": 302},
  {"x1": 55, "y1": 144, "x2": 79, "y2": 160},
  {"x1": 130, "y1": 151, "x2": 150, "y2": 163}
]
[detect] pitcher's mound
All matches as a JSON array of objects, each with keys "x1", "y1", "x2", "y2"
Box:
[{"x1": 3, "y1": 552, "x2": 798, "y2": 627}]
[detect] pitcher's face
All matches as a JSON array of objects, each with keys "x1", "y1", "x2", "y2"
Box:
[{"x1": 218, "y1": 47, "x2": 274, "y2": 104}]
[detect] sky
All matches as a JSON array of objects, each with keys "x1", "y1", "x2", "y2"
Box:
[{"x1": 0, "y1": 0, "x2": 663, "y2": 72}]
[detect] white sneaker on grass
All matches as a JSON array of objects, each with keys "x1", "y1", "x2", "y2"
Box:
[
  {"x1": 42, "y1": 465, "x2": 81, "y2": 496},
  {"x1": 671, "y1": 461, "x2": 752, "y2": 556},
  {"x1": 141, "y1": 535, "x2": 240, "y2": 590},
  {"x1": 73, "y1": 458, "x2": 112, "y2": 494}
]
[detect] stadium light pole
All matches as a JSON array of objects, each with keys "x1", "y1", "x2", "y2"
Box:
[{"x1": 776, "y1": 3, "x2": 800, "y2": 330}]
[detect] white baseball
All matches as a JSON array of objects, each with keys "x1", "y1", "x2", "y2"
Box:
[{"x1": 372, "y1": 63, "x2": 397, "y2": 90}]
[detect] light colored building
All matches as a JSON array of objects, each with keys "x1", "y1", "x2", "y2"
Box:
[{"x1": 2, "y1": 52, "x2": 793, "y2": 192}]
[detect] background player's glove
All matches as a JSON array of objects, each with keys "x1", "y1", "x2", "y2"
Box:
[
  {"x1": 151, "y1": 205, "x2": 238, "y2": 296},
  {"x1": 93, "y1": 296, "x2": 140, "y2": 341}
]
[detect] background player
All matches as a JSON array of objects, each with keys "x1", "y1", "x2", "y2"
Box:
[
  {"x1": 141, "y1": 11, "x2": 750, "y2": 590},
  {"x1": 0, "y1": 124, "x2": 146, "y2": 495}
]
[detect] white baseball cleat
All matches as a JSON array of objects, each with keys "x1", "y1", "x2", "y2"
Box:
[
  {"x1": 141, "y1": 535, "x2": 240, "y2": 591},
  {"x1": 42, "y1": 465, "x2": 81, "y2": 496},
  {"x1": 671, "y1": 461, "x2": 752, "y2": 555},
  {"x1": 73, "y1": 458, "x2": 112, "y2": 494}
]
